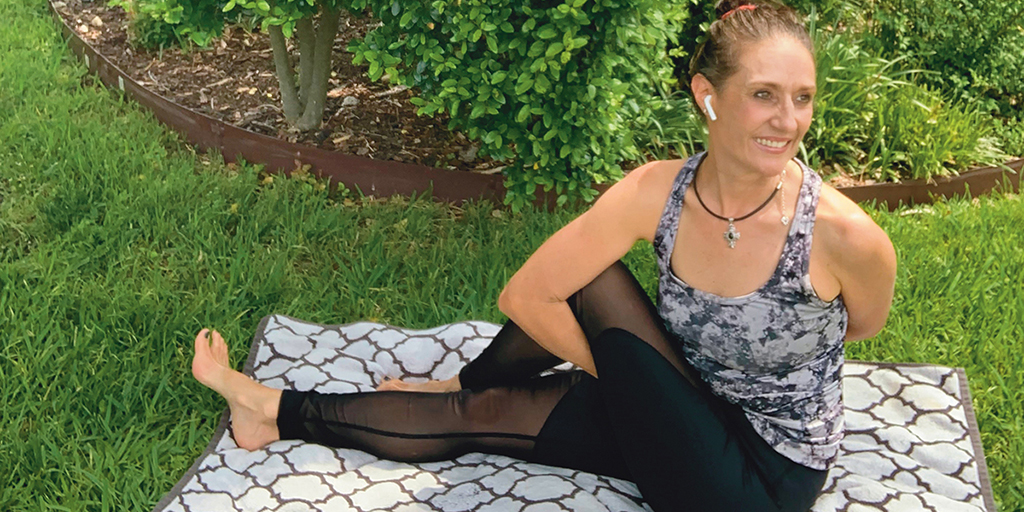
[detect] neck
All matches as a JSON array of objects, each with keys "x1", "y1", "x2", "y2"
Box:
[{"x1": 697, "y1": 148, "x2": 786, "y2": 218}]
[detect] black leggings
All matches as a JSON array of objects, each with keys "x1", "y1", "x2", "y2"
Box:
[{"x1": 276, "y1": 260, "x2": 828, "y2": 511}]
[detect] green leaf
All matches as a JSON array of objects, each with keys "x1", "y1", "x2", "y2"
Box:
[
  {"x1": 222, "y1": 0, "x2": 236, "y2": 12},
  {"x1": 535, "y1": 74, "x2": 550, "y2": 93},
  {"x1": 491, "y1": 71, "x2": 507, "y2": 84},
  {"x1": 256, "y1": 0, "x2": 270, "y2": 12},
  {"x1": 545, "y1": 42, "x2": 564, "y2": 58},
  {"x1": 537, "y1": 26, "x2": 557, "y2": 39},
  {"x1": 400, "y1": 11, "x2": 413, "y2": 27},
  {"x1": 515, "y1": 78, "x2": 534, "y2": 95},
  {"x1": 486, "y1": 36, "x2": 498, "y2": 53},
  {"x1": 517, "y1": 104, "x2": 531, "y2": 123}
]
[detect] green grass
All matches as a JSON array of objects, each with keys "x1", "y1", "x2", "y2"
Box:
[{"x1": 1, "y1": 0, "x2": 1023, "y2": 510}]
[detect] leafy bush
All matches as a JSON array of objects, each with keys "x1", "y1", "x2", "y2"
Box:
[
  {"x1": 993, "y1": 117, "x2": 1024, "y2": 158},
  {"x1": 349, "y1": 0, "x2": 689, "y2": 211},
  {"x1": 863, "y1": 83, "x2": 1007, "y2": 182},
  {"x1": 804, "y1": 29, "x2": 1008, "y2": 182},
  {"x1": 108, "y1": 0, "x2": 230, "y2": 49},
  {"x1": 858, "y1": 0, "x2": 1024, "y2": 118}
]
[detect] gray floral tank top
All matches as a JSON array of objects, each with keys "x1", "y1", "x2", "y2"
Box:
[{"x1": 654, "y1": 152, "x2": 847, "y2": 470}]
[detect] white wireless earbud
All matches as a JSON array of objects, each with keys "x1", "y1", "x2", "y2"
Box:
[{"x1": 703, "y1": 96, "x2": 718, "y2": 121}]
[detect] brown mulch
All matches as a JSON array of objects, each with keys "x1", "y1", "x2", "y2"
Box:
[{"x1": 52, "y1": 0, "x2": 516, "y2": 174}]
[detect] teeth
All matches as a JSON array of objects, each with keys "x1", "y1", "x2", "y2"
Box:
[{"x1": 756, "y1": 138, "x2": 787, "y2": 148}]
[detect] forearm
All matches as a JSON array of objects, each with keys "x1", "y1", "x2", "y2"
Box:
[{"x1": 498, "y1": 296, "x2": 598, "y2": 378}]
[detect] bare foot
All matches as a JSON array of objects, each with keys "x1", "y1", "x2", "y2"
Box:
[
  {"x1": 192, "y1": 328, "x2": 283, "y2": 450},
  {"x1": 376, "y1": 375, "x2": 462, "y2": 393}
]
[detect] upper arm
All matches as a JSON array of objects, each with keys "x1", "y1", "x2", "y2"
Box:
[
  {"x1": 499, "y1": 162, "x2": 665, "y2": 308},
  {"x1": 823, "y1": 200, "x2": 897, "y2": 341}
]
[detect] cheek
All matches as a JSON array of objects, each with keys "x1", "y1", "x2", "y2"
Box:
[{"x1": 735, "y1": 101, "x2": 772, "y2": 127}]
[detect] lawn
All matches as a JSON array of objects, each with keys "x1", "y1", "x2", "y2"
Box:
[{"x1": 1, "y1": 0, "x2": 1022, "y2": 510}]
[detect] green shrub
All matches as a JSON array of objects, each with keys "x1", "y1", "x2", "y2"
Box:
[
  {"x1": 993, "y1": 117, "x2": 1024, "y2": 159},
  {"x1": 349, "y1": 0, "x2": 689, "y2": 211},
  {"x1": 108, "y1": 0, "x2": 230, "y2": 49},
  {"x1": 859, "y1": 0, "x2": 1024, "y2": 118},
  {"x1": 802, "y1": 29, "x2": 1008, "y2": 182},
  {"x1": 863, "y1": 83, "x2": 1007, "y2": 182}
]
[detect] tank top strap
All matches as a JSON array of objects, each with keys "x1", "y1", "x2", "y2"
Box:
[
  {"x1": 654, "y1": 154, "x2": 824, "y2": 290},
  {"x1": 767, "y1": 157, "x2": 823, "y2": 289},
  {"x1": 653, "y1": 153, "x2": 704, "y2": 266}
]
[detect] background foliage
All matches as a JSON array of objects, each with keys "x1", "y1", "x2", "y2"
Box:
[
  {"x1": 349, "y1": 0, "x2": 690, "y2": 211},
  {"x1": 109, "y1": 0, "x2": 229, "y2": 48},
  {"x1": 101, "y1": 0, "x2": 1024, "y2": 201},
  {"x1": 858, "y1": 0, "x2": 1024, "y2": 119}
]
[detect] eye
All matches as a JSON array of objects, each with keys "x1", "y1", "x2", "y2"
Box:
[
  {"x1": 796, "y1": 93, "x2": 814, "y2": 104},
  {"x1": 754, "y1": 90, "x2": 772, "y2": 100}
]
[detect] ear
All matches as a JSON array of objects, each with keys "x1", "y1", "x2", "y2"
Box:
[{"x1": 690, "y1": 73, "x2": 715, "y2": 115}]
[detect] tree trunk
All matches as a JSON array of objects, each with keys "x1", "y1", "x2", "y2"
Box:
[
  {"x1": 295, "y1": 6, "x2": 341, "y2": 131},
  {"x1": 268, "y1": 24, "x2": 302, "y2": 122},
  {"x1": 296, "y1": 17, "x2": 316, "y2": 108}
]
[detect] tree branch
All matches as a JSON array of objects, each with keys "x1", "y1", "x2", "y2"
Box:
[
  {"x1": 268, "y1": 24, "x2": 302, "y2": 122},
  {"x1": 296, "y1": 6, "x2": 341, "y2": 130},
  {"x1": 297, "y1": 17, "x2": 315, "y2": 109}
]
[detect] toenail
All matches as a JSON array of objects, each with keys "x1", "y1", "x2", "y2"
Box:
[{"x1": 205, "y1": 331, "x2": 210, "y2": 339}]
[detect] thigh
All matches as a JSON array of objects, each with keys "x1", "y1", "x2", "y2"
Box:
[{"x1": 588, "y1": 328, "x2": 825, "y2": 512}]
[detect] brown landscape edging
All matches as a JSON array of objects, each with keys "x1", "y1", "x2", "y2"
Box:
[{"x1": 49, "y1": 1, "x2": 1022, "y2": 211}]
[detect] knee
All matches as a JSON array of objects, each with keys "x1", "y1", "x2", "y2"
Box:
[{"x1": 590, "y1": 327, "x2": 647, "y2": 365}]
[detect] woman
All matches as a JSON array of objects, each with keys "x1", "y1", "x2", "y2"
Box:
[{"x1": 192, "y1": 1, "x2": 897, "y2": 510}]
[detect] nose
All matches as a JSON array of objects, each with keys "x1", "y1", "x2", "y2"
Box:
[{"x1": 771, "y1": 99, "x2": 800, "y2": 133}]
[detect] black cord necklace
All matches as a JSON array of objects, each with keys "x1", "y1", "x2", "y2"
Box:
[{"x1": 692, "y1": 164, "x2": 782, "y2": 249}]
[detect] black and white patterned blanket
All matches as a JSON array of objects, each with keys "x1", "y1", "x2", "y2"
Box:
[{"x1": 155, "y1": 314, "x2": 997, "y2": 511}]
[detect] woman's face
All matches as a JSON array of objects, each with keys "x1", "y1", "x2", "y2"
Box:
[{"x1": 702, "y1": 35, "x2": 816, "y2": 177}]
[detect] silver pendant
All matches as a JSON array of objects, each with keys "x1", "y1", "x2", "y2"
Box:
[
  {"x1": 723, "y1": 219, "x2": 740, "y2": 248},
  {"x1": 781, "y1": 215, "x2": 790, "y2": 226}
]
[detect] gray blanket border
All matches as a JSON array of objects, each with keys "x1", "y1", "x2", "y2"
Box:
[
  {"x1": 956, "y1": 366, "x2": 998, "y2": 512},
  {"x1": 151, "y1": 315, "x2": 1000, "y2": 511}
]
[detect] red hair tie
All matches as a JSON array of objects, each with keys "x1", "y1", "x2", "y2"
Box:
[{"x1": 721, "y1": 4, "x2": 757, "y2": 19}]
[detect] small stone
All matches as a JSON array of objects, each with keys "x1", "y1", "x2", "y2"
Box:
[
  {"x1": 458, "y1": 143, "x2": 479, "y2": 163},
  {"x1": 78, "y1": 24, "x2": 90, "y2": 33},
  {"x1": 90, "y1": 15, "x2": 103, "y2": 27},
  {"x1": 342, "y1": 96, "x2": 359, "y2": 107},
  {"x1": 356, "y1": 147, "x2": 370, "y2": 156}
]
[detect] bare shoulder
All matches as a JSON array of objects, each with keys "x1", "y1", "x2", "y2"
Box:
[
  {"x1": 815, "y1": 183, "x2": 894, "y2": 273},
  {"x1": 618, "y1": 159, "x2": 685, "y2": 243}
]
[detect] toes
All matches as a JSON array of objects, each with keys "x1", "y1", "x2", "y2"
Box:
[
  {"x1": 194, "y1": 329, "x2": 211, "y2": 352},
  {"x1": 209, "y1": 330, "x2": 230, "y2": 363}
]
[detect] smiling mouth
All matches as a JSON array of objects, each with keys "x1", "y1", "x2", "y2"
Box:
[{"x1": 755, "y1": 138, "x2": 788, "y2": 149}]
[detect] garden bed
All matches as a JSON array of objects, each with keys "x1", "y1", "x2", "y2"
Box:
[{"x1": 50, "y1": 0, "x2": 1023, "y2": 209}]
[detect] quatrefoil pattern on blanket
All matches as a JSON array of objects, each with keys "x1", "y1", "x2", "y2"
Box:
[{"x1": 154, "y1": 314, "x2": 995, "y2": 512}]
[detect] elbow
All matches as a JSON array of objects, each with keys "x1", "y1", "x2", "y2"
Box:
[
  {"x1": 844, "y1": 318, "x2": 888, "y2": 343},
  {"x1": 498, "y1": 287, "x2": 519, "y2": 316}
]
